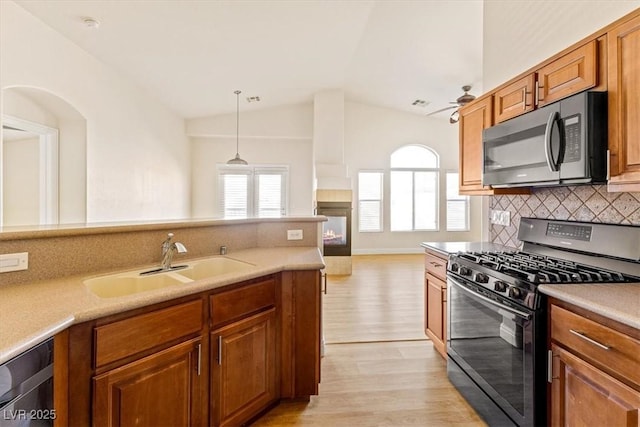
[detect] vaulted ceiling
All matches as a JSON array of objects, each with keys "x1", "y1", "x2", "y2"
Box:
[{"x1": 15, "y1": 0, "x2": 483, "y2": 120}]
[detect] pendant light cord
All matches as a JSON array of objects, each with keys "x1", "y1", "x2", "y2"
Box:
[{"x1": 235, "y1": 90, "x2": 241, "y2": 155}]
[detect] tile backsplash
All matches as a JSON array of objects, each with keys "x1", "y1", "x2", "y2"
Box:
[{"x1": 489, "y1": 185, "x2": 640, "y2": 248}]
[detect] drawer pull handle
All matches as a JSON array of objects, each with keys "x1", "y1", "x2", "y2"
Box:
[
  {"x1": 218, "y1": 335, "x2": 223, "y2": 365},
  {"x1": 430, "y1": 262, "x2": 443, "y2": 268},
  {"x1": 569, "y1": 329, "x2": 610, "y2": 351}
]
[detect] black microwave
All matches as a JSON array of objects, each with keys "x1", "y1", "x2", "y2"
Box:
[{"x1": 482, "y1": 91, "x2": 607, "y2": 188}]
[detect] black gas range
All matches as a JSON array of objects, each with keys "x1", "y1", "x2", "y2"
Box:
[
  {"x1": 449, "y1": 248, "x2": 639, "y2": 311},
  {"x1": 446, "y1": 218, "x2": 640, "y2": 427}
]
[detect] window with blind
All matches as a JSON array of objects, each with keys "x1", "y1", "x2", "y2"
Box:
[
  {"x1": 218, "y1": 166, "x2": 288, "y2": 218},
  {"x1": 446, "y1": 172, "x2": 469, "y2": 231},
  {"x1": 358, "y1": 171, "x2": 383, "y2": 232},
  {"x1": 390, "y1": 145, "x2": 439, "y2": 231}
]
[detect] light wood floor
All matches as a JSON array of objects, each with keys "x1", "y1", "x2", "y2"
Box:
[{"x1": 254, "y1": 254, "x2": 486, "y2": 426}]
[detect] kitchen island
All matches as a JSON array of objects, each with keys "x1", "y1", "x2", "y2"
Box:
[{"x1": 0, "y1": 216, "x2": 326, "y2": 426}]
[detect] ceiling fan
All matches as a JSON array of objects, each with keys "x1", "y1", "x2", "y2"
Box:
[{"x1": 426, "y1": 85, "x2": 476, "y2": 124}]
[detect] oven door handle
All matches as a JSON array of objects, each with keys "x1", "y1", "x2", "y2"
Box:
[{"x1": 449, "y1": 277, "x2": 532, "y2": 320}]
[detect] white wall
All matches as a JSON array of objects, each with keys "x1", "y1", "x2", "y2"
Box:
[
  {"x1": 345, "y1": 101, "x2": 483, "y2": 253},
  {"x1": 483, "y1": 0, "x2": 640, "y2": 91},
  {"x1": 3, "y1": 137, "x2": 40, "y2": 226},
  {"x1": 3, "y1": 88, "x2": 87, "y2": 225},
  {"x1": 1, "y1": 1, "x2": 191, "y2": 223}
]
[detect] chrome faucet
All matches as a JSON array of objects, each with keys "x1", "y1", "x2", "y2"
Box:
[{"x1": 161, "y1": 233, "x2": 187, "y2": 270}]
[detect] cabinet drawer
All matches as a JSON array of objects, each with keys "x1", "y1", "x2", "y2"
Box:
[
  {"x1": 95, "y1": 299, "x2": 203, "y2": 368},
  {"x1": 424, "y1": 252, "x2": 447, "y2": 281},
  {"x1": 551, "y1": 305, "x2": 640, "y2": 387},
  {"x1": 211, "y1": 278, "x2": 276, "y2": 329}
]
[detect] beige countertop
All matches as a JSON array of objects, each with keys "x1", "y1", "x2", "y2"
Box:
[
  {"x1": 539, "y1": 283, "x2": 640, "y2": 330},
  {"x1": 0, "y1": 246, "x2": 324, "y2": 364}
]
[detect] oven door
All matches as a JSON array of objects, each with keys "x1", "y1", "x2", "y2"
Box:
[{"x1": 447, "y1": 275, "x2": 535, "y2": 426}]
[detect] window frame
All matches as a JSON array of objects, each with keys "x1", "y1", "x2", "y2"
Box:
[
  {"x1": 217, "y1": 164, "x2": 289, "y2": 219},
  {"x1": 445, "y1": 170, "x2": 470, "y2": 232},
  {"x1": 389, "y1": 145, "x2": 440, "y2": 232},
  {"x1": 357, "y1": 170, "x2": 384, "y2": 233}
]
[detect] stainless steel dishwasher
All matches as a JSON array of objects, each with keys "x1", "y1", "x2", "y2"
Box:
[{"x1": 0, "y1": 338, "x2": 54, "y2": 426}]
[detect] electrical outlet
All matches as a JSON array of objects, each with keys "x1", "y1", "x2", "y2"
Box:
[
  {"x1": 490, "y1": 210, "x2": 511, "y2": 226},
  {"x1": 0, "y1": 252, "x2": 28, "y2": 273},
  {"x1": 287, "y1": 229, "x2": 303, "y2": 240}
]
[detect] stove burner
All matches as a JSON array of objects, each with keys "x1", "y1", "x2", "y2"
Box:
[{"x1": 455, "y1": 251, "x2": 635, "y2": 284}]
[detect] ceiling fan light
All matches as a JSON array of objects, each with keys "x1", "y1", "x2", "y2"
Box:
[{"x1": 449, "y1": 110, "x2": 460, "y2": 124}]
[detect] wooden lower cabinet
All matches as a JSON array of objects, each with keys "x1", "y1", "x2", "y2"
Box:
[
  {"x1": 425, "y1": 274, "x2": 446, "y2": 353},
  {"x1": 63, "y1": 271, "x2": 321, "y2": 427},
  {"x1": 93, "y1": 338, "x2": 206, "y2": 427},
  {"x1": 211, "y1": 308, "x2": 277, "y2": 427},
  {"x1": 423, "y1": 249, "x2": 448, "y2": 358},
  {"x1": 549, "y1": 301, "x2": 640, "y2": 426},
  {"x1": 551, "y1": 344, "x2": 640, "y2": 427}
]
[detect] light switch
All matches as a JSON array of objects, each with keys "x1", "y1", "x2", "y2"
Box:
[{"x1": 0, "y1": 252, "x2": 28, "y2": 273}]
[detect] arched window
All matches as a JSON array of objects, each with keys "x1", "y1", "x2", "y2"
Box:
[{"x1": 390, "y1": 145, "x2": 439, "y2": 231}]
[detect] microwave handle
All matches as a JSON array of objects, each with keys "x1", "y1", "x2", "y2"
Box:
[{"x1": 544, "y1": 111, "x2": 561, "y2": 172}]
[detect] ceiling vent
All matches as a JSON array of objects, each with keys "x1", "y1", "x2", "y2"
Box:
[
  {"x1": 246, "y1": 96, "x2": 261, "y2": 103},
  {"x1": 412, "y1": 99, "x2": 429, "y2": 107}
]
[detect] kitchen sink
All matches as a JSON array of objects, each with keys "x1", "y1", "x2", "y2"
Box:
[
  {"x1": 84, "y1": 256, "x2": 256, "y2": 298},
  {"x1": 176, "y1": 257, "x2": 255, "y2": 280},
  {"x1": 85, "y1": 271, "x2": 192, "y2": 298}
]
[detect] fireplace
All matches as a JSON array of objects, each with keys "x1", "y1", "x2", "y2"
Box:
[{"x1": 316, "y1": 201, "x2": 351, "y2": 256}]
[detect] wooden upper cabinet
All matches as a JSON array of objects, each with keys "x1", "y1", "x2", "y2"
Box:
[
  {"x1": 537, "y1": 40, "x2": 598, "y2": 107},
  {"x1": 494, "y1": 74, "x2": 535, "y2": 123},
  {"x1": 607, "y1": 13, "x2": 640, "y2": 191},
  {"x1": 459, "y1": 96, "x2": 493, "y2": 194},
  {"x1": 493, "y1": 40, "x2": 599, "y2": 124}
]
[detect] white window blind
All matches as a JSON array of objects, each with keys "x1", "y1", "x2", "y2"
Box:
[
  {"x1": 390, "y1": 145, "x2": 439, "y2": 231},
  {"x1": 218, "y1": 166, "x2": 288, "y2": 218},
  {"x1": 446, "y1": 172, "x2": 470, "y2": 231},
  {"x1": 358, "y1": 171, "x2": 383, "y2": 232}
]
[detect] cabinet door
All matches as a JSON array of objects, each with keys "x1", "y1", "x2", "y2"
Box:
[
  {"x1": 608, "y1": 14, "x2": 640, "y2": 189},
  {"x1": 211, "y1": 308, "x2": 277, "y2": 427},
  {"x1": 494, "y1": 74, "x2": 535, "y2": 123},
  {"x1": 459, "y1": 96, "x2": 493, "y2": 194},
  {"x1": 425, "y1": 272, "x2": 446, "y2": 357},
  {"x1": 537, "y1": 40, "x2": 598, "y2": 107},
  {"x1": 551, "y1": 344, "x2": 640, "y2": 427},
  {"x1": 93, "y1": 338, "x2": 205, "y2": 427}
]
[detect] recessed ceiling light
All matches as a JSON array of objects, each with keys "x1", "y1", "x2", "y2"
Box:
[
  {"x1": 412, "y1": 99, "x2": 430, "y2": 107},
  {"x1": 82, "y1": 17, "x2": 100, "y2": 29},
  {"x1": 246, "y1": 96, "x2": 261, "y2": 103}
]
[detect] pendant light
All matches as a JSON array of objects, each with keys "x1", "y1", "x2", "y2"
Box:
[{"x1": 227, "y1": 90, "x2": 248, "y2": 165}]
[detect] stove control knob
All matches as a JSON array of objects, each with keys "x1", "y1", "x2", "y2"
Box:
[
  {"x1": 508, "y1": 287, "x2": 523, "y2": 299},
  {"x1": 459, "y1": 266, "x2": 472, "y2": 276},
  {"x1": 449, "y1": 263, "x2": 459, "y2": 273},
  {"x1": 475, "y1": 273, "x2": 489, "y2": 283},
  {"x1": 494, "y1": 281, "x2": 508, "y2": 292}
]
